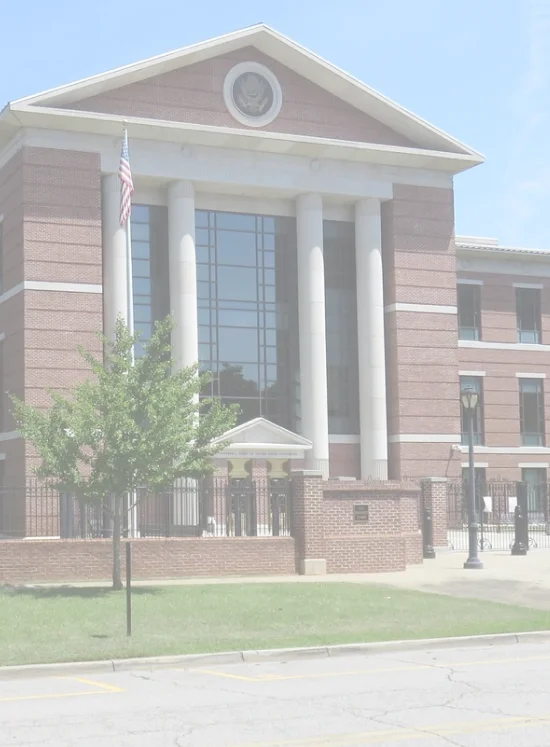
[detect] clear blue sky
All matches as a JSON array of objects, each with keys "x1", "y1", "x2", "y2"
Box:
[{"x1": 2, "y1": 0, "x2": 549, "y2": 248}]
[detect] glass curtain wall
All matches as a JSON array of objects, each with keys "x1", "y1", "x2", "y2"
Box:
[{"x1": 196, "y1": 210, "x2": 299, "y2": 429}]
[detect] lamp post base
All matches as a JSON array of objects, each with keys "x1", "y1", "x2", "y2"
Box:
[{"x1": 464, "y1": 556, "x2": 484, "y2": 570}]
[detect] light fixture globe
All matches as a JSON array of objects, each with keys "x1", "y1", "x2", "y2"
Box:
[{"x1": 461, "y1": 386, "x2": 479, "y2": 411}]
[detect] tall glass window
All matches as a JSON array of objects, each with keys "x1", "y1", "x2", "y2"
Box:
[
  {"x1": 131, "y1": 205, "x2": 169, "y2": 357},
  {"x1": 196, "y1": 210, "x2": 299, "y2": 429},
  {"x1": 457, "y1": 283, "x2": 481, "y2": 340},
  {"x1": 324, "y1": 221, "x2": 359, "y2": 434},
  {"x1": 519, "y1": 378, "x2": 545, "y2": 446}
]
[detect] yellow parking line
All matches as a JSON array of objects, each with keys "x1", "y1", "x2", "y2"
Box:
[
  {"x1": 58, "y1": 676, "x2": 125, "y2": 693},
  {"x1": 198, "y1": 653, "x2": 550, "y2": 682},
  {"x1": 230, "y1": 713, "x2": 550, "y2": 746},
  {"x1": 0, "y1": 676, "x2": 125, "y2": 703}
]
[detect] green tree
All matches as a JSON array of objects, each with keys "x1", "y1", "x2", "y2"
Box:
[{"x1": 11, "y1": 316, "x2": 237, "y2": 589}]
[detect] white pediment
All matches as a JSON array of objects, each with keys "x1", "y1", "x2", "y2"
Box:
[{"x1": 213, "y1": 417, "x2": 312, "y2": 458}]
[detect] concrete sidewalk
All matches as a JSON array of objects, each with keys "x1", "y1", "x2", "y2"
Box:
[{"x1": 7, "y1": 549, "x2": 550, "y2": 610}]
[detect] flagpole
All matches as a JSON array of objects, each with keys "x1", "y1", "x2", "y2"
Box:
[
  {"x1": 122, "y1": 125, "x2": 137, "y2": 537},
  {"x1": 123, "y1": 127, "x2": 135, "y2": 364}
]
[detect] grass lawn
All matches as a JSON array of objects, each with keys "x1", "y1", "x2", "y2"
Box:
[{"x1": 1, "y1": 583, "x2": 549, "y2": 667}]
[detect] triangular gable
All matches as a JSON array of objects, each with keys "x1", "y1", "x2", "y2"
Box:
[
  {"x1": 214, "y1": 417, "x2": 312, "y2": 450},
  {"x1": 8, "y1": 25, "x2": 482, "y2": 159},
  {"x1": 59, "y1": 46, "x2": 415, "y2": 148}
]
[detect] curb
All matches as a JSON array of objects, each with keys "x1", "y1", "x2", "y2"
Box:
[{"x1": 2, "y1": 629, "x2": 550, "y2": 680}]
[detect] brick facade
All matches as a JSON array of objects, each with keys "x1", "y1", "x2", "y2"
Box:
[{"x1": 383, "y1": 185, "x2": 461, "y2": 480}]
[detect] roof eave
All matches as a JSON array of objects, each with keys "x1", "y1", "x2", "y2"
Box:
[{"x1": 5, "y1": 104, "x2": 484, "y2": 175}]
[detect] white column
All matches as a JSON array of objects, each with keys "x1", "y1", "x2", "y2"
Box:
[
  {"x1": 168, "y1": 180, "x2": 198, "y2": 371},
  {"x1": 355, "y1": 198, "x2": 388, "y2": 480},
  {"x1": 296, "y1": 193, "x2": 329, "y2": 478},
  {"x1": 102, "y1": 174, "x2": 128, "y2": 341}
]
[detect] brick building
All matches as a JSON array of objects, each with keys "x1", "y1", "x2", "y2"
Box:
[{"x1": 0, "y1": 24, "x2": 546, "y2": 493}]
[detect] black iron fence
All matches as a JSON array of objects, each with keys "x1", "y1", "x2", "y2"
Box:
[
  {"x1": 0, "y1": 477, "x2": 293, "y2": 540},
  {"x1": 447, "y1": 480, "x2": 550, "y2": 551}
]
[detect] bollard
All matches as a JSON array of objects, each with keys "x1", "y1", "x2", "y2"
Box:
[
  {"x1": 422, "y1": 507, "x2": 436, "y2": 559},
  {"x1": 511, "y1": 505, "x2": 528, "y2": 556}
]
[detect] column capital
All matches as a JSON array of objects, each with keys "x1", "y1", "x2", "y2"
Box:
[
  {"x1": 169, "y1": 179, "x2": 194, "y2": 199},
  {"x1": 296, "y1": 192, "x2": 322, "y2": 212},
  {"x1": 355, "y1": 197, "x2": 381, "y2": 218}
]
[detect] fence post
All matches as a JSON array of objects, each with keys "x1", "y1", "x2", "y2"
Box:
[
  {"x1": 511, "y1": 486, "x2": 528, "y2": 557},
  {"x1": 422, "y1": 506, "x2": 436, "y2": 559}
]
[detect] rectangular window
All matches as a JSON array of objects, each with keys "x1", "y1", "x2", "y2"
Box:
[
  {"x1": 522, "y1": 467, "x2": 547, "y2": 514},
  {"x1": 457, "y1": 284, "x2": 481, "y2": 340},
  {"x1": 460, "y1": 376, "x2": 484, "y2": 445},
  {"x1": 519, "y1": 378, "x2": 545, "y2": 446},
  {"x1": 516, "y1": 287, "x2": 541, "y2": 343}
]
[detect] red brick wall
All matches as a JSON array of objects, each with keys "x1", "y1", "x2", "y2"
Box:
[
  {"x1": 383, "y1": 185, "x2": 461, "y2": 480},
  {"x1": 329, "y1": 443, "x2": 361, "y2": 479},
  {"x1": 67, "y1": 47, "x2": 413, "y2": 147},
  {"x1": 289, "y1": 474, "x2": 423, "y2": 575},
  {"x1": 0, "y1": 537, "x2": 296, "y2": 584}
]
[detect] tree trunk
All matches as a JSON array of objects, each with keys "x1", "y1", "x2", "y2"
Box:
[{"x1": 112, "y1": 494, "x2": 123, "y2": 590}]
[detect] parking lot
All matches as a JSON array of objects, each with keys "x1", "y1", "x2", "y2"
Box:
[{"x1": 2, "y1": 640, "x2": 550, "y2": 745}]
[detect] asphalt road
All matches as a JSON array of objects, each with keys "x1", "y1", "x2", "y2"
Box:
[{"x1": 3, "y1": 641, "x2": 550, "y2": 746}]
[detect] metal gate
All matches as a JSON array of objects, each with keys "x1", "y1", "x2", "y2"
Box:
[{"x1": 447, "y1": 480, "x2": 550, "y2": 551}]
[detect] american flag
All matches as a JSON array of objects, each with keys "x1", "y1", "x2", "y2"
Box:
[{"x1": 119, "y1": 129, "x2": 134, "y2": 226}]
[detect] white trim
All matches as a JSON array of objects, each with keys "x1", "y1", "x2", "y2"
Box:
[
  {"x1": 0, "y1": 280, "x2": 102, "y2": 305},
  {"x1": 513, "y1": 282, "x2": 543, "y2": 289},
  {"x1": 328, "y1": 435, "x2": 360, "y2": 444},
  {"x1": 457, "y1": 257, "x2": 550, "y2": 278},
  {"x1": 0, "y1": 431, "x2": 20, "y2": 442},
  {"x1": 24, "y1": 281, "x2": 102, "y2": 294},
  {"x1": 223, "y1": 61, "x2": 283, "y2": 129},
  {"x1": 457, "y1": 278, "x2": 483, "y2": 285},
  {"x1": 388, "y1": 434, "x2": 459, "y2": 444},
  {"x1": 519, "y1": 462, "x2": 549, "y2": 469},
  {"x1": 459, "y1": 340, "x2": 550, "y2": 352},
  {"x1": 461, "y1": 462, "x2": 489, "y2": 468},
  {"x1": 515, "y1": 372, "x2": 546, "y2": 379},
  {"x1": 384, "y1": 303, "x2": 457, "y2": 315},
  {"x1": 459, "y1": 370, "x2": 486, "y2": 377},
  {"x1": 459, "y1": 445, "x2": 550, "y2": 455}
]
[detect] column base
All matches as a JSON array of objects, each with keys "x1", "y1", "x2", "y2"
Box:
[
  {"x1": 361, "y1": 459, "x2": 388, "y2": 481},
  {"x1": 463, "y1": 557, "x2": 484, "y2": 570},
  {"x1": 300, "y1": 558, "x2": 327, "y2": 575}
]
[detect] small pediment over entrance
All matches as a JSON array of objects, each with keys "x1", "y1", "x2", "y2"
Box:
[{"x1": 213, "y1": 417, "x2": 312, "y2": 459}]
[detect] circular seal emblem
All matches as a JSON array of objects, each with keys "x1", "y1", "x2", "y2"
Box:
[{"x1": 223, "y1": 62, "x2": 282, "y2": 128}]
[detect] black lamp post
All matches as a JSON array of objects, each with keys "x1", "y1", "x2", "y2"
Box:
[{"x1": 461, "y1": 385, "x2": 483, "y2": 570}]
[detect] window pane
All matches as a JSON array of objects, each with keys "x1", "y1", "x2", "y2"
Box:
[
  {"x1": 133, "y1": 278, "x2": 151, "y2": 295},
  {"x1": 457, "y1": 284, "x2": 481, "y2": 341},
  {"x1": 135, "y1": 322, "x2": 151, "y2": 339},
  {"x1": 195, "y1": 210, "x2": 209, "y2": 228},
  {"x1": 218, "y1": 309, "x2": 258, "y2": 327},
  {"x1": 131, "y1": 222, "x2": 150, "y2": 241},
  {"x1": 516, "y1": 288, "x2": 541, "y2": 343},
  {"x1": 134, "y1": 305, "x2": 151, "y2": 322},
  {"x1": 132, "y1": 241, "x2": 150, "y2": 260},
  {"x1": 132, "y1": 205, "x2": 149, "y2": 222},
  {"x1": 218, "y1": 327, "x2": 259, "y2": 363},
  {"x1": 217, "y1": 266, "x2": 258, "y2": 301},
  {"x1": 216, "y1": 230, "x2": 257, "y2": 266},
  {"x1": 133, "y1": 259, "x2": 150, "y2": 278},
  {"x1": 215, "y1": 212, "x2": 256, "y2": 231}
]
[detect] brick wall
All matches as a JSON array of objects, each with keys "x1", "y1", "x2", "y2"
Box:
[
  {"x1": 320, "y1": 481, "x2": 422, "y2": 573},
  {"x1": 383, "y1": 185, "x2": 461, "y2": 480},
  {"x1": 0, "y1": 536, "x2": 296, "y2": 584},
  {"x1": 67, "y1": 46, "x2": 414, "y2": 147}
]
